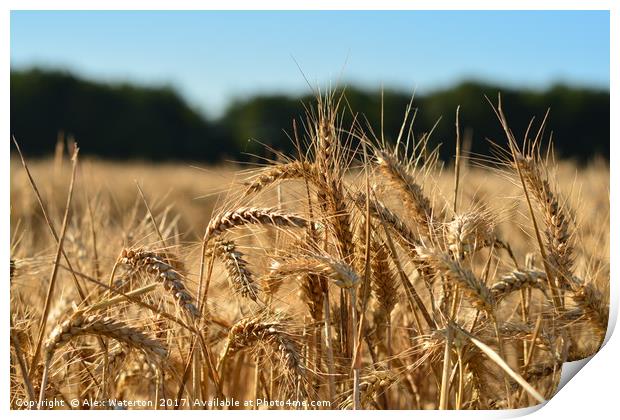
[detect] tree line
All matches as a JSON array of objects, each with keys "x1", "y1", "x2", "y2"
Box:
[{"x1": 10, "y1": 68, "x2": 609, "y2": 164}]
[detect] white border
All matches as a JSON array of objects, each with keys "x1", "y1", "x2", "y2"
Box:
[{"x1": 3, "y1": 2, "x2": 616, "y2": 418}]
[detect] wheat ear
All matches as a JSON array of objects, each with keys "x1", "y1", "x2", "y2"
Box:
[
  {"x1": 39, "y1": 311, "x2": 166, "y2": 407},
  {"x1": 570, "y1": 282, "x2": 608, "y2": 338},
  {"x1": 120, "y1": 248, "x2": 199, "y2": 318},
  {"x1": 446, "y1": 210, "x2": 495, "y2": 257},
  {"x1": 44, "y1": 311, "x2": 167, "y2": 359},
  {"x1": 266, "y1": 255, "x2": 360, "y2": 290},
  {"x1": 243, "y1": 161, "x2": 320, "y2": 196},
  {"x1": 490, "y1": 269, "x2": 548, "y2": 301},
  {"x1": 204, "y1": 207, "x2": 308, "y2": 243},
  {"x1": 222, "y1": 314, "x2": 307, "y2": 398},
  {"x1": 371, "y1": 236, "x2": 399, "y2": 333},
  {"x1": 215, "y1": 240, "x2": 260, "y2": 302},
  {"x1": 417, "y1": 247, "x2": 495, "y2": 314},
  {"x1": 341, "y1": 370, "x2": 397, "y2": 409},
  {"x1": 515, "y1": 155, "x2": 575, "y2": 287},
  {"x1": 353, "y1": 192, "x2": 421, "y2": 249},
  {"x1": 376, "y1": 149, "x2": 434, "y2": 236}
]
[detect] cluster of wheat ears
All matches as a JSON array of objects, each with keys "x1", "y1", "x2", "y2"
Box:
[{"x1": 10, "y1": 93, "x2": 609, "y2": 410}]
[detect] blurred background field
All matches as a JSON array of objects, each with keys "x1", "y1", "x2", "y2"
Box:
[{"x1": 10, "y1": 150, "x2": 609, "y2": 275}]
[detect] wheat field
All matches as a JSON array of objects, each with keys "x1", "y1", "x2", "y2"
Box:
[{"x1": 9, "y1": 95, "x2": 609, "y2": 410}]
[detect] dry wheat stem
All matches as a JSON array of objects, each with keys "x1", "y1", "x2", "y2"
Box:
[{"x1": 30, "y1": 148, "x2": 81, "y2": 377}]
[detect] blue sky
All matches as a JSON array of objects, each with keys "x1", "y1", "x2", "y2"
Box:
[{"x1": 11, "y1": 10, "x2": 610, "y2": 118}]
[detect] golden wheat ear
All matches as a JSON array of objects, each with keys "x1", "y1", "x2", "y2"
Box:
[
  {"x1": 375, "y1": 149, "x2": 435, "y2": 237},
  {"x1": 416, "y1": 247, "x2": 495, "y2": 314},
  {"x1": 39, "y1": 310, "x2": 166, "y2": 406},
  {"x1": 490, "y1": 269, "x2": 549, "y2": 302},
  {"x1": 242, "y1": 161, "x2": 320, "y2": 196},
  {"x1": 204, "y1": 207, "x2": 309, "y2": 242},
  {"x1": 490, "y1": 97, "x2": 576, "y2": 309},
  {"x1": 445, "y1": 207, "x2": 497, "y2": 257},
  {"x1": 570, "y1": 281, "x2": 609, "y2": 340},
  {"x1": 44, "y1": 311, "x2": 167, "y2": 359},
  {"x1": 340, "y1": 370, "x2": 398, "y2": 409},
  {"x1": 119, "y1": 248, "x2": 200, "y2": 318},
  {"x1": 214, "y1": 239, "x2": 260, "y2": 302},
  {"x1": 220, "y1": 312, "x2": 309, "y2": 399}
]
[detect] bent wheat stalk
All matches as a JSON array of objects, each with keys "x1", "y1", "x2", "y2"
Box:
[{"x1": 453, "y1": 324, "x2": 545, "y2": 404}]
